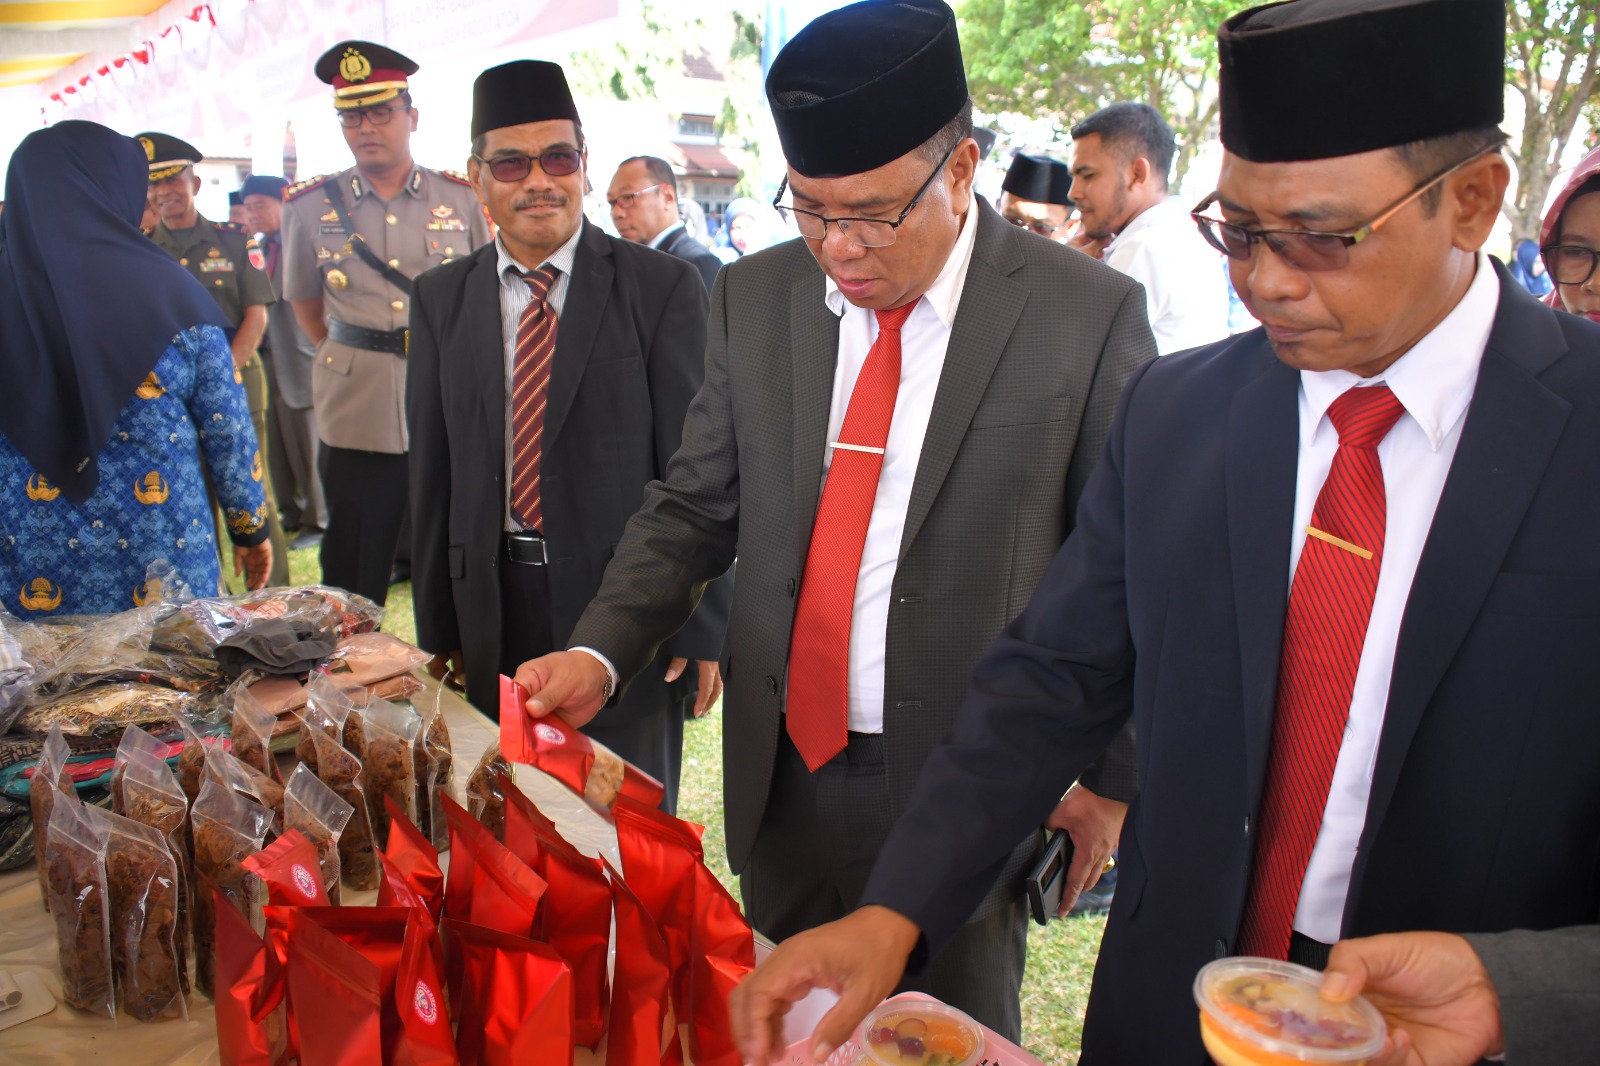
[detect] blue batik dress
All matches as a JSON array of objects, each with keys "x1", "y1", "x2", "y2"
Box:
[{"x1": 0, "y1": 324, "x2": 268, "y2": 618}]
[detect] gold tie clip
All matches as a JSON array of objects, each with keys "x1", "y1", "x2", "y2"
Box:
[{"x1": 1306, "y1": 526, "x2": 1373, "y2": 561}]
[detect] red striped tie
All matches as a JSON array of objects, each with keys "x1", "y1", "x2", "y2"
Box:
[
  {"x1": 786, "y1": 301, "x2": 918, "y2": 771},
  {"x1": 510, "y1": 266, "x2": 560, "y2": 532},
  {"x1": 1238, "y1": 384, "x2": 1407, "y2": 959}
]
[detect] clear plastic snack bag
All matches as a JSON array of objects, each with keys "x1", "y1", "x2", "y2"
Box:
[
  {"x1": 283, "y1": 764, "x2": 354, "y2": 906},
  {"x1": 356, "y1": 697, "x2": 420, "y2": 851},
  {"x1": 45, "y1": 792, "x2": 114, "y2": 1017},
  {"x1": 191, "y1": 779, "x2": 273, "y2": 999},
  {"x1": 102, "y1": 807, "x2": 187, "y2": 1021}
]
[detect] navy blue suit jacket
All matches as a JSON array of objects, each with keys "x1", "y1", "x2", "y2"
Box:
[{"x1": 863, "y1": 264, "x2": 1600, "y2": 1063}]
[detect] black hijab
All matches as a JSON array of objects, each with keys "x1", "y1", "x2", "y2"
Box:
[{"x1": 0, "y1": 120, "x2": 228, "y2": 504}]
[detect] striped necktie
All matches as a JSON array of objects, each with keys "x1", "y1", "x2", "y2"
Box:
[{"x1": 509, "y1": 265, "x2": 561, "y2": 531}]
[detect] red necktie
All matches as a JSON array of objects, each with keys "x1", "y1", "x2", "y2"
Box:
[
  {"x1": 786, "y1": 301, "x2": 919, "y2": 770},
  {"x1": 1238, "y1": 384, "x2": 1407, "y2": 959},
  {"x1": 510, "y1": 266, "x2": 560, "y2": 532}
]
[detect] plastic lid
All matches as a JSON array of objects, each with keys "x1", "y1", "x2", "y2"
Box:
[
  {"x1": 1194, "y1": 957, "x2": 1386, "y2": 1065},
  {"x1": 855, "y1": 999, "x2": 986, "y2": 1066}
]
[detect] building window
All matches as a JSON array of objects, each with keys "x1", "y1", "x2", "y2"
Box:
[{"x1": 678, "y1": 114, "x2": 716, "y2": 139}]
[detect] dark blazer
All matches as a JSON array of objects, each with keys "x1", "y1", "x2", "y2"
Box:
[
  {"x1": 1466, "y1": 926, "x2": 1600, "y2": 1062},
  {"x1": 861, "y1": 266, "x2": 1600, "y2": 1063},
  {"x1": 570, "y1": 199, "x2": 1155, "y2": 877},
  {"x1": 657, "y1": 224, "x2": 723, "y2": 293},
  {"x1": 406, "y1": 220, "x2": 731, "y2": 717}
]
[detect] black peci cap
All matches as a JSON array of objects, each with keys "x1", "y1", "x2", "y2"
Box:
[
  {"x1": 314, "y1": 40, "x2": 419, "y2": 110},
  {"x1": 134, "y1": 132, "x2": 202, "y2": 182},
  {"x1": 1218, "y1": 0, "x2": 1505, "y2": 163},
  {"x1": 471, "y1": 60, "x2": 582, "y2": 142},
  {"x1": 239, "y1": 175, "x2": 290, "y2": 200},
  {"x1": 1001, "y1": 152, "x2": 1072, "y2": 206},
  {"x1": 766, "y1": 0, "x2": 968, "y2": 178}
]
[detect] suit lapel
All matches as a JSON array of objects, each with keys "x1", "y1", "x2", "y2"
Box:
[
  {"x1": 899, "y1": 206, "x2": 1026, "y2": 560},
  {"x1": 466, "y1": 246, "x2": 507, "y2": 463},
  {"x1": 1224, "y1": 344, "x2": 1300, "y2": 801},
  {"x1": 1359, "y1": 276, "x2": 1571, "y2": 850},
  {"x1": 792, "y1": 267, "x2": 841, "y2": 567},
  {"x1": 544, "y1": 222, "x2": 613, "y2": 449}
]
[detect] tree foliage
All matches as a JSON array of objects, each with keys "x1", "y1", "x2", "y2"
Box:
[
  {"x1": 959, "y1": 0, "x2": 1235, "y2": 187},
  {"x1": 1505, "y1": 0, "x2": 1599, "y2": 242}
]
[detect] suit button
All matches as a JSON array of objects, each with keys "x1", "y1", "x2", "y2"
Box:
[
  {"x1": 386, "y1": 213, "x2": 398, "y2": 225},
  {"x1": 1244, "y1": 816, "x2": 1251, "y2": 835},
  {"x1": 786, "y1": 578, "x2": 796, "y2": 596},
  {"x1": 1214, "y1": 939, "x2": 1228, "y2": 959},
  {"x1": 765, "y1": 676, "x2": 778, "y2": 695}
]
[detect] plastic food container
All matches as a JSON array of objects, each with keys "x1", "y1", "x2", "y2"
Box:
[
  {"x1": 855, "y1": 999, "x2": 986, "y2": 1066},
  {"x1": 1195, "y1": 957, "x2": 1387, "y2": 1066}
]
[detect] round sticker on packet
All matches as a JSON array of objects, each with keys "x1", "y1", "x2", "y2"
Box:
[
  {"x1": 414, "y1": 980, "x2": 439, "y2": 1025},
  {"x1": 292, "y1": 864, "x2": 319, "y2": 900},
  {"x1": 534, "y1": 723, "x2": 565, "y2": 746}
]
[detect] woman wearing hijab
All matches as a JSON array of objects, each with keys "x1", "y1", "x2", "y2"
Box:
[
  {"x1": 1539, "y1": 144, "x2": 1600, "y2": 325},
  {"x1": 718, "y1": 197, "x2": 765, "y2": 262},
  {"x1": 1510, "y1": 237, "x2": 1553, "y2": 295},
  {"x1": 0, "y1": 121, "x2": 271, "y2": 618}
]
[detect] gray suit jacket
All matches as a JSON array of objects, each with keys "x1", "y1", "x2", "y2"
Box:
[
  {"x1": 571, "y1": 199, "x2": 1155, "y2": 873},
  {"x1": 261, "y1": 233, "x2": 316, "y2": 409},
  {"x1": 1466, "y1": 926, "x2": 1600, "y2": 1063}
]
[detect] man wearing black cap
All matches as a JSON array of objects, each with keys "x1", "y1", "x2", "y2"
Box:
[
  {"x1": 141, "y1": 131, "x2": 291, "y2": 588},
  {"x1": 1068, "y1": 102, "x2": 1231, "y2": 354},
  {"x1": 227, "y1": 191, "x2": 248, "y2": 227},
  {"x1": 728, "y1": 1, "x2": 1600, "y2": 1063},
  {"x1": 279, "y1": 40, "x2": 490, "y2": 606},
  {"x1": 406, "y1": 60, "x2": 730, "y2": 813},
  {"x1": 243, "y1": 174, "x2": 326, "y2": 549},
  {"x1": 512, "y1": 0, "x2": 1153, "y2": 1036},
  {"x1": 997, "y1": 152, "x2": 1072, "y2": 239}
]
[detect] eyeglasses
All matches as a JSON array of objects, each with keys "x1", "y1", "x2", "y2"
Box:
[
  {"x1": 608, "y1": 184, "x2": 668, "y2": 211},
  {"x1": 1540, "y1": 244, "x2": 1600, "y2": 286},
  {"x1": 1190, "y1": 140, "x2": 1505, "y2": 272},
  {"x1": 471, "y1": 148, "x2": 584, "y2": 183},
  {"x1": 336, "y1": 105, "x2": 411, "y2": 129},
  {"x1": 1004, "y1": 214, "x2": 1059, "y2": 238},
  {"x1": 772, "y1": 142, "x2": 956, "y2": 249}
]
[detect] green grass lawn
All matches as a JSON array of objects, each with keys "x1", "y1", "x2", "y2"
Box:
[{"x1": 288, "y1": 544, "x2": 1103, "y2": 1063}]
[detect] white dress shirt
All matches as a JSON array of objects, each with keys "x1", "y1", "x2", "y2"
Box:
[
  {"x1": 496, "y1": 229, "x2": 581, "y2": 532},
  {"x1": 1290, "y1": 253, "x2": 1501, "y2": 944},
  {"x1": 811, "y1": 204, "x2": 980, "y2": 734},
  {"x1": 1103, "y1": 197, "x2": 1231, "y2": 355}
]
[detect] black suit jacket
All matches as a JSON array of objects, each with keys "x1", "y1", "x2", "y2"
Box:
[
  {"x1": 657, "y1": 225, "x2": 723, "y2": 293},
  {"x1": 407, "y1": 221, "x2": 731, "y2": 715},
  {"x1": 863, "y1": 266, "x2": 1600, "y2": 1062}
]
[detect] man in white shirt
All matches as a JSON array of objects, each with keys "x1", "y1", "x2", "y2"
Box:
[
  {"x1": 1069, "y1": 101, "x2": 1231, "y2": 354},
  {"x1": 510, "y1": 0, "x2": 1154, "y2": 1038},
  {"x1": 606, "y1": 154, "x2": 723, "y2": 293}
]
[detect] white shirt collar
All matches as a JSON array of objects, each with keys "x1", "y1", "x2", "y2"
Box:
[
  {"x1": 647, "y1": 222, "x2": 685, "y2": 250},
  {"x1": 496, "y1": 224, "x2": 583, "y2": 280},
  {"x1": 823, "y1": 204, "x2": 979, "y2": 328},
  {"x1": 1298, "y1": 252, "x2": 1501, "y2": 452},
  {"x1": 1104, "y1": 196, "x2": 1185, "y2": 254}
]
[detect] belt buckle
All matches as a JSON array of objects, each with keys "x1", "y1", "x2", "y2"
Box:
[{"x1": 506, "y1": 531, "x2": 547, "y2": 566}]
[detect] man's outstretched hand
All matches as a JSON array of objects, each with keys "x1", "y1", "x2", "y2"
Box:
[{"x1": 513, "y1": 650, "x2": 612, "y2": 728}]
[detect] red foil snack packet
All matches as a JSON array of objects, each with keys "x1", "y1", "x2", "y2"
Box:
[
  {"x1": 378, "y1": 851, "x2": 436, "y2": 937},
  {"x1": 605, "y1": 860, "x2": 675, "y2": 1066},
  {"x1": 502, "y1": 777, "x2": 610, "y2": 1047},
  {"x1": 686, "y1": 861, "x2": 756, "y2": 1066},
  {"x1": 612, "y1": 796, "x2": 702, "y2": 1011},
  {"x1": 498, "y1": 675, "x2": 666, "y2": 810},
  {"x1": 445, "y1": 919, "x2": 574, "y2": 1066},
  {"x1": 214, "y1": 887, "x2": 287, "y2": 1066},
  {"x1": 285, "y1": 908, "x2": 384, "y2": 1066},
  {"x1": 243, "y1": 829, "x2": 329, "y2": 906},
  {"x1": 443, "y1": 794, "x2": 546, "y2": 935},
  {"x1": 383, "y1": 794, "x2": 445, "y2": 923},
  {"x1": 392, "y1": 911, "x2": 458, "y2": 1066}
]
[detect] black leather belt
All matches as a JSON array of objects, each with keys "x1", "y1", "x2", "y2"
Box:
[
  {"x1": 503, "y1": 530, "x2": 548, "y2": 565},
  {"x1": 327, "y1": 318, "x2": 407, "y2": 356}
]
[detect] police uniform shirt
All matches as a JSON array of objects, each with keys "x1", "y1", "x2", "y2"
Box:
[
  {"x1": 279, "y1": 165, "x2": 489, "y2": 454},
  {"x1": 151, "y1": 215, "x2": 276, "y2": 329}
]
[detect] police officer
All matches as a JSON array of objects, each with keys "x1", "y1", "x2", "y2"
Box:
[
  {"x1": 279, "y1": 40, "x2": 490, "y2": 607},
  {"x1": 140, "y1": 131, "x2": 291, "y2": 588}
]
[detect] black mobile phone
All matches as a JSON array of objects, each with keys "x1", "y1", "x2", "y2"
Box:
[{"x1": 1025, "y1": 828, "x2": 1074, "y2": 925}]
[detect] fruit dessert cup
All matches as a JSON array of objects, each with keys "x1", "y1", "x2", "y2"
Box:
[
  {"x1": 855, "y1": 1000, "x2": 985, "y2": 1066},
  {"x1": 1195, "y1": 957, "x2": 1386, "y2": 1066}
]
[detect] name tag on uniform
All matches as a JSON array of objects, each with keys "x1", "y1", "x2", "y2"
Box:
[
  {"x1": 426, "y1": 218, "x2": 467, "y2": 231},
  {"x1": 199, "y1": 258, "x2": 235, "y2": 273},
  {"x1": 320, "y1": 223, "x2": 347, "y2": 235}
]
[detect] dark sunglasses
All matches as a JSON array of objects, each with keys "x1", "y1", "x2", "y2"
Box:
[{"x1": 471, "y1": 148, "x2": 583, "y2": 183}]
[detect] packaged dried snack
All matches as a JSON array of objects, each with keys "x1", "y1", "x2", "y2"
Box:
[
  {"x1": 464, "y1": 742, "x2": 512, "y2": 841},
  {"x1": 30, "y1": 723, "x2": 74, "y2": 910},
  {"x1": 228, "y1": 683, "x2": 282, "y2": 785},
  {"x1": 242, "y1": 829, "x2": 329, "y2": 906},
  {"x1": 121, "y1": 749, "x2": 192, "y2": 994},
  {"x1": 45, "y1": 793, "x2": 114, "y2": 1017},
  {"x1": 686, "y1": 861, "x2": 756, "y2": 1066},
  {"x1": 213, "y1": 886, "x2": 288, "y2": 1066},
  {"x1": 323, "y1": 632, "x2": 430, "y2": 688},
  {"x1": 444, "y1": 797, "x2": 545, "y2": 937},
  {"x1": 413, "y1": 694, "x2": 453, "y2": 852},
  {"x1": 356, "y1": 698, "x2": 421, "y2": 851},
  {"x1": 294, "y1": 672, "x2": 365, "y2": 776},
  {"x1": 177, "y1": 714, "x2": 227, "y2": 807},
  {"x1": 503, "y1": 777, "x2": 610, "y2": 1048},
  {"x1": 109, "y1": 724, "x2": 170, "y2": 814},
  {"x1": 235, "y1": 585, "x2": 383, "y2": 642},
  {"x1": 446, "y1": 919, "x2": 573, "y2": 1066},
  {"x1": 605, "y1": 859, "x2": 675, "y2": 1066},
  {"x1": 102, "y1": 807, "x2": 186, "y2": 1022},
  {"x1": 203, "y1": 746, "x2": 285, "y2": 837},
  {"x1": 18, "y1": 682, "x2": 196, "y2": 742},
  {"x1": 191, "y1": 779, "x2": 273, "y2": 999},
  {"x1": 382, "y1": 796, "x2": 444, "y2": 924},
  {"x1": 499, "y1": 675, "x2": 664, "y2": 810},
  {"x1": 309, "y1": 726, "x2": 377, "y2": 891},
  {"x1": 284, "y1": 908, "x2": 383, "y2": 1066},
  {"x1": 392, "y1": 906, "x2": 457, "y2": 1066},
  {"x1": 613, "y1": 795, "x2": 703, "y2": 1010},
  {"x1": 282, "y1": 764, "x2": 353, "y2": 906}
]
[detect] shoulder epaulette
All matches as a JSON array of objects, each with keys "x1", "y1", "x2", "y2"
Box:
[
  {"x1": 438, "y1": 168, "x2": 472, "y2": 187},
  {"x1": 284, "y1": 174, "x2": 330, "y2": 202},
  {"x1": 213, "y1": 220, "x2": 247, "y2": 234}
]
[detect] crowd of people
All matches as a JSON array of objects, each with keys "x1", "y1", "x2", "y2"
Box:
[{"x1": 3, "y1": 0, "x2": 1600, "y2": 1062}]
